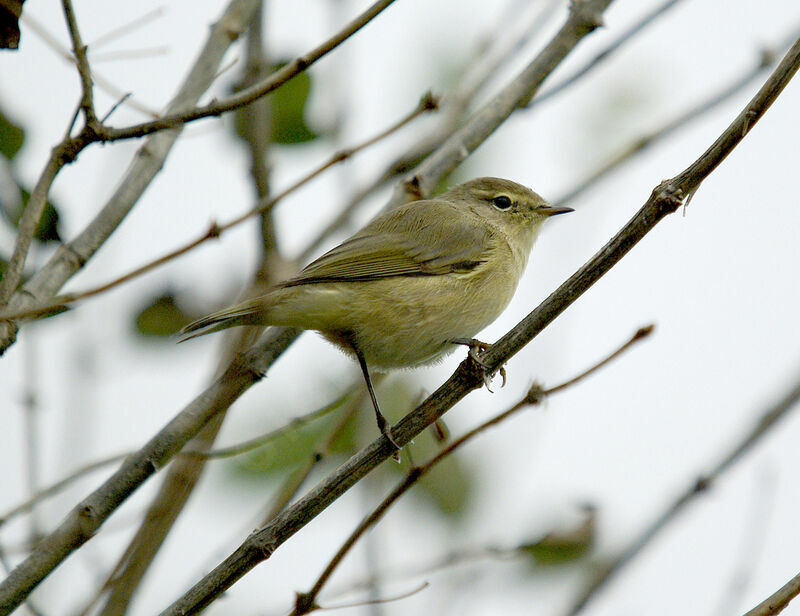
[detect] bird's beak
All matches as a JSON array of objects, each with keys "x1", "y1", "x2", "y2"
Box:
[{"x1": 537, "y1": 204, "x2": 574, "y2": 217}]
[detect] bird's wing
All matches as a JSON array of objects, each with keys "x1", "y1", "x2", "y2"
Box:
[{"x1": 285, "y1": 200, "x2": 492, "y2": 286}]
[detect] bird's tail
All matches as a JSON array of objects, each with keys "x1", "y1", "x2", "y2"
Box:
[{"x1": 177, "y1": 297, "x2": 268, "y2": 342}]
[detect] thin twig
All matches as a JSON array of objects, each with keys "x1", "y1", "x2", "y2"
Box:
[
  {"x1": 88, "y1": 7, "x2": 166, "y2": 49},
  {"x1": 317, "y1": 582, "x2": 429, "y2": 611},
  {"x1": 194, "y1": 388, "x2": 357, "y2": 460},
  {"x1": 61, "y1": 0, "x2": 98, "y2": 125},
  {"x1": 741, "y1": 569, "x2": 800, "y2": 616}
]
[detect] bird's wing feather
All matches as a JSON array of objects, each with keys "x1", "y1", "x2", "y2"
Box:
[{"x1": 285, "y1": 200, "x2": 492, "y2": 285}]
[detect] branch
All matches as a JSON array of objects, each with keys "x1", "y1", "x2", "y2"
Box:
[
  {"x1": 566, "y1": 368, "x2": 800, "y2": 615},
  {"x1": 61, "y1": 0, "x2": 97, "y2": 126},
  {"x1": 0, "y1": 1, "x2": 100, "y2": 311},
  {"x1": 291, "y1": 326, "x2": 652, "y2": 615},
  {"x1": 0, "y1": 0, "x2": 261, "y2": 355},
  {"x1": 154, "y1": 36, "x2": 800, "y2": 616},
  {"x1": 741, "y1": 569, "x2": 800, "y2": 616}
]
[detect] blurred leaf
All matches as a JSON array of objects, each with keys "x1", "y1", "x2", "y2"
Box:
[
  {"x1": 0, "y1": 0, "x2": 23, "y2": 50},
  {"x1": 134, "y1": 291, "x2": 194, "y2": 338},
  {"x1": 234, "y1": 60, "x2": 319, "y2": 146},
  {"x1": 232, "y1": 405, "x2": 357, "y2": 478},
  {"x1": 381, "y1": 379, "x2": 475, "y2": 519},
  {"x1": 229, "y1": 376, "x2": 475, "y2": 519},
  {"x1": 0, "y1": 257, "x2": 7, "y2": 281},
  {"x1": 520, "y1": 509, "x2": 596, "y2": 566},
  {"x1": 17, "y1": 188, "x2": 61, "y2": 242},
  {"x1": 2, "y1": 184, "x2": 62, "y2": 243},
  {"x1": 0, "y1": 110, "x2": 24, "y2": 159}
]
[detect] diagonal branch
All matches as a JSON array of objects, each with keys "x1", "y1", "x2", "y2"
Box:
[
  {"x1": 291, "y1": 326, "x2": 653, "y2": 615},
  {"x1": 154, "y1": 34, "x2": 800, "y2": 616},
  {"x1": 741, "y1": 568, "x2": 800, "y2": 616}
]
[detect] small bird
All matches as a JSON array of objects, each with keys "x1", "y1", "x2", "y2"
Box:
[{"x1": 180, "y1": 177, "x2": 571, "y2": 448}]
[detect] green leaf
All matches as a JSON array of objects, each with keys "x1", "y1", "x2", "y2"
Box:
[
  {"x1": 519, "y1": 511, "x2": 595, "y2": 566},
  {"x1": 133, "y1": 291, "x2": 194, "y2": 338},
  {"x1": 0, "y1": 110, "x2": 24, "y2": 159},
  {"x1": 233, "y1": 60, "x2": 319, "y2": 146},
  {"x1": 231, "y1": 401, "x2": 357, "y2": 478},
  {"x1": 269, "y1": 67, "x2": 319, "y2": 144},
  {"x1": 3, "y1": 187, "x2": 62, "y2": 243},
  {"x1": 381, "y1": 380, "x2": 475, "y2": 519},
  {"x1": 18, "y1": 189, "x2": 60, "y2": 242}
]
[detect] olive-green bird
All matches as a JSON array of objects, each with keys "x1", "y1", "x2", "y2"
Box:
[{"x1": 180, "y1": 177, "x2": 572, "y2": 447}]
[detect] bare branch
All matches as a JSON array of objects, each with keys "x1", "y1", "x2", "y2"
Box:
[
  {"x1": 61, "y1": 0, "x2": 97, "y2": 125},
  {"x1": 291, "y1": 326, "x2": 651, "y2": 616},
  {"x1": 0, "y1": 0, "x2": 261, "y2": 355},
  {"x1": 741, "y1": 569, "x2": 800, "y2": 616}
]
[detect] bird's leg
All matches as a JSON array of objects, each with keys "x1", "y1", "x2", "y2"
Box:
[
  {"x1": 354, "y1": 347, "x2": 401, "y2": 453},
  {"x1": 451, "y1": 337, "x2": 507, "y2": 392}
]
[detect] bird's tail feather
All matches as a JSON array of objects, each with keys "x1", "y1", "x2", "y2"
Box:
[{"x1": 177, "y1": 297, "x2": 267, "y2": 342}]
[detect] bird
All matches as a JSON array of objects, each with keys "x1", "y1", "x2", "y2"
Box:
[{"x1": 179, "y1": 177, "x2": 572, "y2": 448}]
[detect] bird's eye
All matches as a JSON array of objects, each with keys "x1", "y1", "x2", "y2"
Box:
[{"x1": 492, "y1": 195, "x2": 512, "y2": 210}]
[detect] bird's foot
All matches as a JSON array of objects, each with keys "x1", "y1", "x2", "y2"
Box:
[{"x1": 451, "y1": 338, "x2": 507, "y2": 392}]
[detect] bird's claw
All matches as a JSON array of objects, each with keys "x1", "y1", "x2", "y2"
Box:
[{"x1": 452, "y1": 338, "x2": 507, "y2": 392}]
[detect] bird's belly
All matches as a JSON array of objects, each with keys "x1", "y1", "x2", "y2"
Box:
[{"x1": 310, "y1": 272, "x2": 518, "y2": 369}]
